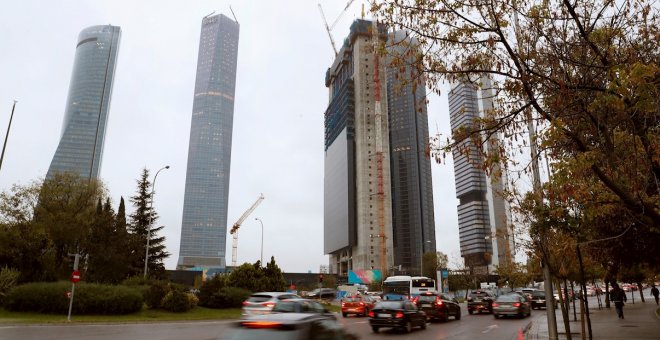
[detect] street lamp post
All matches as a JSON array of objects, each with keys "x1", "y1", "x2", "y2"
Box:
[
  {"x1": 143, "y1": 165, "x2": 170, "y2": 278},
  {"x1": 255, "y1": 217, "x2": 263, "y2": 267}
]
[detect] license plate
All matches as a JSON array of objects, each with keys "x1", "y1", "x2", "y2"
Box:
[
  {"x1": 378, "y1": 313, "x2": 390, "y2": 318},
  {"x1": 421, "y1": 304, "x2": 431, "y2": 307}
]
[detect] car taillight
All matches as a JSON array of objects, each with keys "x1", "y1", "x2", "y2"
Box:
[
  {"x1": 262, "y1": 302, "x2": 275, "y2": 308},
  {"x1": 492, "y1": 303, "x2": 499, "y2": 308},
  {"x1": 368, "y1": 311, "x2": 374, "y2": 317},
  {"x1": 436, "y1": 297, "x2": 443, "y2": 306},
  {"x1": 359, "y1": 302, "x2": 364, "y2": 306},
  {"x1": 513, "y1": 302, "x2": 521, "y2": 307},
  {"x1": 395, "y1": 312, "x2": 404, "y2": 318},
  {"x1": 242, "y1": 301, "x2": 249, "y2": 306},
  {"x1": 241, "y1": 321, "x2": 282, "y2": 329},
  {"x1": 341, "y1": 302, "x2": 346, "y2": 307}
]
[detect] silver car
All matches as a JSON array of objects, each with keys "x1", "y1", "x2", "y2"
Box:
[{"x1": 242, "y1": 292, "x2": 301, "y2": 316}]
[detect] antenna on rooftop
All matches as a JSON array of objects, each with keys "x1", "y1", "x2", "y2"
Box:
[
  {"x1": 230, "y1": 6, "x2": 239, "y2": 24},
  {"x1": 203, "y1": 11, "x2": 216, "y2": 19}
]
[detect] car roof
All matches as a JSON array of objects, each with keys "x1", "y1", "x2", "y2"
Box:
[{"x1": 251, "y1": 292, "x2": 299, "y2": 296}]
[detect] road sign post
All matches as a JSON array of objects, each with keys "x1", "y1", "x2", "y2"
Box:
[{"x1": 67, "y1": 253, "x2": 80, "y2": 322}]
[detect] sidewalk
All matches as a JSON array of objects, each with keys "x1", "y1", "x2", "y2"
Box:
[{"x1": 526, "y1": 291, "x2": 660, "y2": 339}]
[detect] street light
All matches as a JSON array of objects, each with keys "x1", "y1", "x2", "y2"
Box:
[
  {"x1": 144, "y1": 165, "x2": 170, "y2": 278},
  {"x1": 255, "y1": 217, "x2": 264, "y2": 267}
]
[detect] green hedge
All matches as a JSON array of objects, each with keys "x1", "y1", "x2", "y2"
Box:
[
  {"x1": 161, "y1": 290, "x2": 198, "y2": 312},
  {"x1": 5, "y1": 281, "x2": 143, "y2": 314},
  {"x1": 206, "y1": 287, "x2": 251, "y2": 309}
]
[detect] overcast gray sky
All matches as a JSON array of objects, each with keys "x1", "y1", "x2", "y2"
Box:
[{"x1": 0, "y1": 0, "x2": 462, "y2": 273}]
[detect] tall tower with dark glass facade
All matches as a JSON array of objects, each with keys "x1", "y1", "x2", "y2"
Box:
[
  {"x1": 386, "y1": 31, "x2": 436, "y2": 276},
  {"x1": 47, "y1": 25, "x2": 121, "y2": 180},
  {"x1": 178, "y1": 14, "x2": 239, "y2": 269},
  {"x1": 448, "y1": 78, "x2": 512, "y2": 274}
]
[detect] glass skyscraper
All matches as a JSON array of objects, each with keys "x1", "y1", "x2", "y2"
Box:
[
  {"x1": 178, "y1": 14, "x2": 240, "y2": 269},
  {"x1": 47, "y1": 25, "x2": 121, "y2": 180},
  {"x1": 386, "y1": 31, "x2": 436, "y2": 276}
]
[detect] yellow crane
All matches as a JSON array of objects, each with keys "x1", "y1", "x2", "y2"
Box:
[
  {"x1": 230, "y1": 193, "x2": 265, "y2": 267},
  {"x1": 317, "y1": 0, "x2": 355, "y2": 56}
]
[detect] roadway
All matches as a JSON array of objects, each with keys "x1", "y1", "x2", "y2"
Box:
[{"x1": 0, "y1": 303, "x2": 541, "y2": 340}]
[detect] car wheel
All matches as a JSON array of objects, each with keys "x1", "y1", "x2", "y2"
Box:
[
  {"x1": 468, "y1": 310, "x2": 473, "y2": 315},
  {"x1": 441, "y1": 314, "x2": 448, "y2": 322},
  {"x1": 494, "y1": 314, "x2": 500, "y2": 319},
  {"x1": 404, "y1": 320, "x2": 413, "y2": 333},
  {"x1": 371, "y1": 326, "x2": 379, "y2": 333},
  {"x1": 420, "y1": 318, "x2": 427, "y2": 329},
  {"x1": 342, "y1": 313, "x2": 347, "y2": 317},
  {"x1": 455, "y1": 311, "x2": 462, "y2": 320}
]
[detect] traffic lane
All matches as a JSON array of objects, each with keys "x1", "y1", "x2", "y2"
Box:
[
  {"x1": 338, "y1": 304, "x2": 541, "y2": 339},
  {"x1": 0, "y1": 320, "x2": 235, "y2": 340}
]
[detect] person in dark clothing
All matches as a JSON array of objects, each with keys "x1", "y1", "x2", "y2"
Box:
[
  {"x1": 651, "y1": 285, "x2": 659, "y2": 305},
  {"x1": 610, "y1": 283, "x2": 627, "y2": 319}
]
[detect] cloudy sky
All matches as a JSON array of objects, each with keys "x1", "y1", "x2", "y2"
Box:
[{"x1": 0, "y1": 0, "x2": 465, "y2": 273}]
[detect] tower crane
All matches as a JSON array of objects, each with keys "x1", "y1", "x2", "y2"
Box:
[
  {"x1": 317, "y1": 0, "x2": 355, "y2": 56},
  {"x1": 230, "y1": 193, "x2": 264, "y2": 267}
]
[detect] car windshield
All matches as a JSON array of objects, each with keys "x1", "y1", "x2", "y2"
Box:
[
  {"x1": 247, "y1": 295, "x2": 274, "y2": 303},
  {"x1": 374, "y1": 301, "x2": 404, "y2": 309},
  {"x1": 497, "y1": 295, "x2": 520, "y2": 302},
  {"x1": 343, "y1": 297, "x2": 361, "y2": 302},
  {"x1": 532, "y1": 291, "x2": 545, "y2": 297},
  {"x1": 417, "y1": 295, "x2": 436, "y2": 302},
  {"x1": 470, "y1": 292, "x2": 489, "y2": 298}
]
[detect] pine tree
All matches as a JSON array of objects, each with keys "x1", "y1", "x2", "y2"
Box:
[{"x1": 128, "y1": 168, "x2": 170, "y2": 278}]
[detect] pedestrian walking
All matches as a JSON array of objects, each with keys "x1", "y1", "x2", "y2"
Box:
[
  {"x1": 651, "y1": 285, "x2": 659, "y2": 305},
  {"x1": 610, "y1": 282, "x2": 627, "y2": 319}
]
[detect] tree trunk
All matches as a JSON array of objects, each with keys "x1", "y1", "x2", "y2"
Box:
[
  {"x1": 605, "y1": 281, "x2": 610, "y2": 308},
  {"x1": 557, "y1": 280, "x2": 572, "y2": 340},
  {"x1": 571, "y1": 281, "x2": 578, "y2": 321},
  {"x1": 576, "y1": 244, "x2": 592, "y2": 339},
  {"x1": 637, "y1": 281, "x2": 645, "y2": 302}
]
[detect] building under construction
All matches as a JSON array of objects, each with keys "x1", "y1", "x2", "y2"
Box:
[{"x1": 323, "y1": 19, "x2": 394, "y2": 276}]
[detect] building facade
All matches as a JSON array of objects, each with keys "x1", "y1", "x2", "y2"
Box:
[
  {"x1": 324, "y1": 20, "x2": 394, "y2": 276},
  {"x1": 448, "y1": 78, "x2": 512, "y2": 273},
  {"x1": 47, "y1": 25, "x2": 121, "y2": 180},
  {"x1": 386, "y1": 31, "x2": 437, "y2": 276},
  {"x1": 178, "y1": 14, "x2": 239, "y2": 269}
]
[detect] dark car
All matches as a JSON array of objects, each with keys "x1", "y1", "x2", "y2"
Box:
[
  {"x1": 492, "y1": 294, "x2": 531, "y2": 319},
  {"x1": 306, "y1": 288, "x2": 337, "y2": 300},
  {"x1": 467, "y1": 291, "x2": 494, "y2": 314},
  {"x1": 530, "y1": 291, "x2": 548, "y2": 309},
  {"x1": 368, "y1": 300, "x2": 427, "y2": 333},
  {"x1": 341, "y1": 295, "x2": 375, "y2": 317},
  {"x1": 272, "y1": 298, "x2": 332, "y2": 315},
  {"x1": 413, "y1": 292, "x2": 461, "y2": 322},
  {"x1": 227, "y1": 313, "x2": 356, "y2": 340}
]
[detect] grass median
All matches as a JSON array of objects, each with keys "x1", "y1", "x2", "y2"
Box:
[
  {"x1": 0, "y1": 306, "x2": 242, "y2": 324},
  {"x1": 0, "y1": 303, "x2": 341, "y2": 324}
]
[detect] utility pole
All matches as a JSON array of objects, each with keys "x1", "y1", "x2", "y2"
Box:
[
  {"x1": 0, "y1": 100, "x2": 17, "y2": 172},
  {"x1": 67, "y1": 252, "x2": 81, "y2": 322},
  {"x1": 529, "y1": 117, "x2": 558, "y2": 339}
]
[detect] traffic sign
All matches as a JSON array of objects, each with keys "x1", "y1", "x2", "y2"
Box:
[{"x1": 70, "y1": 270, "x2": 81, "y2": 283}]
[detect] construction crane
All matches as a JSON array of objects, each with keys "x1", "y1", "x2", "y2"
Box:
[
  {"x1": 317, "y1": 0, "x2": 355, "y2": 56},
  {"x1": 230, "y1": 193, "x2": 265, "y2": 267}
]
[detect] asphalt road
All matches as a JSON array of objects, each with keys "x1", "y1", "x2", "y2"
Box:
[
  {"x1": 337, "y1": 304, "x2": 540, "y2": 340},
  {"x1": 0, "y1": 304, "x2": 542, "y2": 340}
]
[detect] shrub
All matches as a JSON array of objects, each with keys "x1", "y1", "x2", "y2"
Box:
[
  {"x1": 144, "y1": 280, "x2": 170, "y2": 309},
  {"x1": 5, "y1": 281, "x2": 143, "y2": 314},
  {"x1": 0, "y1": 266, "x2": 20, "y2": 306},
  {"x1": 161, "y1": 290, "x2": 196, "y2": 312},
  {"x1": 198, "y1": 274, "x2": 226, "y2": 307},
  {"x1": 206, "y1": 287, "x2": 251, "y2": 309}
]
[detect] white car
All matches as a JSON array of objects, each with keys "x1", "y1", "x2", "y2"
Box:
[{"x1": 241, "y1": 292, "x2": 301, "y2": 316}]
